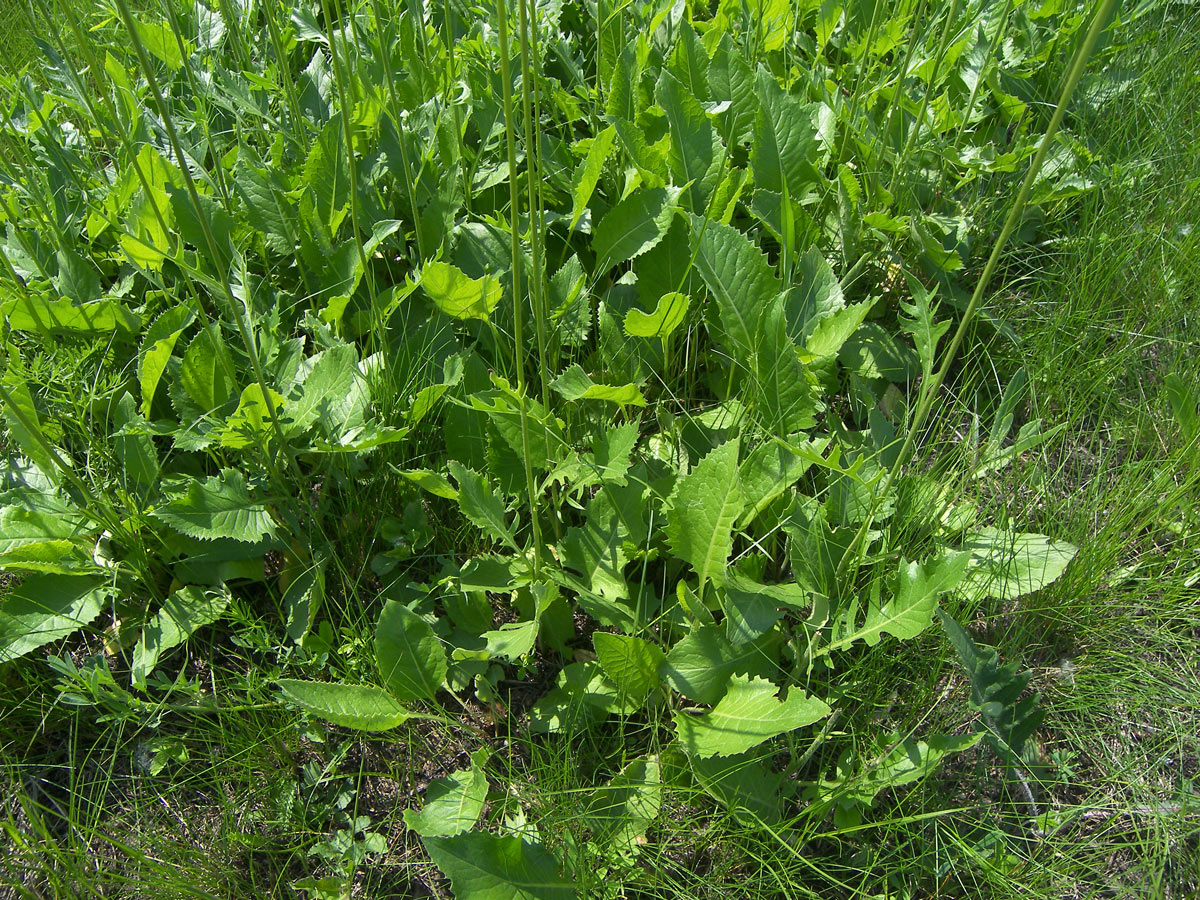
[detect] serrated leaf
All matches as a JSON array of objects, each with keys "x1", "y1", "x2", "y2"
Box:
[
  {"x1": 423, "y1": 832, "x2": 575, "y2": 900},
  {"x1": 151, "y1": 469, "x2": 277, "y2": 543},
  {"x1": 750, "y1": 68, "x2": 825, "y2": 201},
  {"x1": 938, "y1": 610, "x2": 1045, "y2": 768},
  {"x1": 624, "y1": 292, "x2": 689, "y2": 339},
  {"x1": 403, "y1": 751, "x2": 489, "y2": 837},
  {"x1": 448, "y1": 461, "x2": 518, "y2": 550},
  {"x1": 665, "y1": 440, "x2": 743, "y2": 593},
  {"x1": 220, "y1": 384, "x2": 286, "y2": 449},
  {"x1": 593, "y1": 632, "x2": 665, "y2": 705},
  {"x1": 823, "y1": 552, "x2": 969, "y2": 654},
  {"x1": 738, "y1": 435, "x2": 829, "y2": 526},
  {"x1": 551, "y1": 365, "x2": 645, "y2": 407},
  {"x1": 0, "y1": 575, "x2": 111, "y2": 663},
  {"x1": 139, "y1": 305, "x2": 195, "y2": 416},
  {"x1": 655, "y1": 71, "x2": 721, "y2": 211},
  {"x1": 276, "y1": 679, "x2": 412, "y2": 731},
  {"x1": 689, "y1": 215, "x2": 780, "y2": 364},
  {"x1": 375, "y1": 600, "x2": 447, "y2": 702},
  {"x1": 753, "y1": 297, "x2": 818, "y2": 434},
  {"x1": 804, "y1": 300, "x2": 874, "y2": 359},
  {"x1": 588, "y1": 756, "x2": 661, "y2": 852},
  {"x1": 180, "y1": 325, "x2": 236, "y2": 412},
  {"x1": 570, "y1": 125, "x2": 616, "y2": 230},
  {"x1": 898, "y1": 278, "x2": 950, "y2": 379},
  {"x1": 660, "y1": 625, "x2": 779, "y2": 705},
  {"x1": 593, "y1": 186, "x2": 681, "y2": 271},
  {"x1": 286, "y1": 344, "x2": 358, "y2": 437},
  {"x1": 806, "y1": 732, "x2": 982, "y2": 809},
  {"x1": 675, "y1": 674, "x2": 830, "y2": 758},
  {"x1": 132, "y1": 585, "x2": 230, "y2": 687},
  {"x1": 423, "y1": 261, "x2": 502, "y2": 321}
]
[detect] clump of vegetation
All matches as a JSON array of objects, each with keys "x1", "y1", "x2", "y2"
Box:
[{"x1": 1, "y1": 0, "x2": 1197, "y2": 897}]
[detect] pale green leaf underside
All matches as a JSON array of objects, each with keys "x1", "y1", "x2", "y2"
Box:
[
  {"x1": 276, "y1": 679, "x2": 411, "y2": 731},
  {"x1": 423, "y1": 831, "x2": 576, "y2": 900},
  {"x1": 0, "y1": 575, "x2": 111, "y2": 663},
  {"x1": 665, "y1": 440, "x2": 743, "y2": 592},
  {"x1": 151, "y1": 469, "x2": 277, "y2": 542},
  {"x1": 675, "y1": 674, "x2": 831, "y2": 758}
]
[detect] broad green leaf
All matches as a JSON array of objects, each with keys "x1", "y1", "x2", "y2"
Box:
[
  {"x1": 623, "y1": 292, "x2": 689, "y2": 339},
  {"x1": 958, "y1": 529, "x2": 1077, "y2": 602},
  {"x1": 750, "y1": 68, "x2": 826, "y2": 201},
  {"x1": 181, "y1": 325, "x2": 236, "y2": 412},
  {"x1": 0, "y1": 372, "x2": 62, "y2": 486},
  {"x1": 139, "y1": 305, "x2": 195, "y2": 415},
  {"x1": 0, "y1": 575, "x2": 111, "y2": 663},
  {"x1": 403, "y1": 750, "x2": 489, "y2": 837},
  {"x1": 423, "y1": 832, "x2": 575, "y2": 900},
  {"x1": 283, "y1": 563, "x2": 325, "y2": 642},
  {"x1": 588, "y1": 756, "x2": 662, "y2": 852},
  {"x1": 422, "y1": 261, "x2": 502, "y2": 321},
  {"x1": 803, "y1": 300, "x2": 874, "y2": 359},
  {"x1": 151, "y1": 469, "x2": 277, "y2": 543},
  {"x1": 660, "y1": 625, "x2": 779, "y2": 705},
  {"x1": 753, "y1": 298, "x2": 818, "y2": 434},
  {"x1": 675, "y1": 674, "x2": 830, "y2": 757},
  {"x1": 665, "y1": 440, "x2": 743, "y2": 593},
  {"x1": 285, "y1": 344, "x2": 359, "y2": 436},
  {"x1": 131, "y1": 17, "x2": 189, "y2": 69},
  {"x1": 54, "y1": 248, "x2": 101, "y2": 303},
  {"x1": 655, "y1": 71, "x2": 721, "y2": 211},
  {"x1": 805, "y1": 732, "x2": 982, "y2": 810},
  {"x1": 738, "y1": 435, "x2": 829, "y2": 526},
  {"x1": 0, "y1": 495, "x2": 91, "y2": 573},
  {"x1": 276, "y1": 679, "x2": 412, "y2": 731},
  {"x1": 303, "y1": 119, "x2": 350, "y2": 235},
  {"x1": 690, "y1": 751, "x2": 785, "y2": 825},
  {"x1": 375, "y1": 600, "x2": 447, "y2": 702},
  {"x1": 234, "y1": 161, "x2": 295, "y2": 253},
  {"x1": 132, "y1": 586, "x2": 230, "y2": 687},
  {"x1": 593, "y1": 632, "x2": 665, "y2": 705},
  {"x1": 220, "y1": 384, "x2": 286, "y2": 449},
  {"x1": 551, "y1": 365, "x2": 645, "y2": 407},
  {"x1": 0, "y1": 293, "x2": 140, "y2": 338},
  {"x1": 593, "y1": 186, "x2": 681, "y2": 271},
  {"x1": 448, "y1": 461, "x2": 518, "y2": 550},
  {"x1": 721, "y1": 572, "x2": 809, "y2": 643},
  {"x1": 689, "y1": 215, "x2": 780, "y2": 363},
  {"x1": 484, "y1": 619, "x2": 539, "y2": 660},
  {"x1": 569, "y1": 125, "x2": 616, "y2": 230},
  {"x1": 398, "y1": 469, "x2": 459, "y2": 499},
  {"x1": 823, "y1": 552, "x2": 969, "y2": 654}
]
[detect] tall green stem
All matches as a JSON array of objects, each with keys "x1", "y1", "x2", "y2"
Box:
[
  {"x1": 496, "y1": 0, "x2": 544, "y2": 575},
  {"x1": 838, "y1": 0, "x2": 1122, "y2": 581}
]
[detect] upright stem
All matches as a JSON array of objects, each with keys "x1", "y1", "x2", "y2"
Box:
[
  {"x1": 837, "y1": 0, "x2": 1122, "y2": 581},
  {"x1": 496, "y1": 0, "x2": 544, "y2": 575}
]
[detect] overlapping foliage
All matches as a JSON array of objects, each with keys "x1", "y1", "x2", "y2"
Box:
[{"x1": 0, "y1": 0, "x2": 1112, "y2": 893}]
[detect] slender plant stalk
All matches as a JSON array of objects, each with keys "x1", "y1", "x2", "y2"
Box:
[
  {"x1": 495, "y1": 0, "x2": 544, "y2": 575},
  {"x1": 838, "y1": 0, "x2": 1122, "y2": 581},
  {"x1": 888, "y1": 0, "x2": 961, "y2": 200},
  {"x1": 367, "y1": 0, "x2": 426, "y2": 261},
  {"x1": 112, "y1": 0, "x2": 301, "y2": 487}
]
